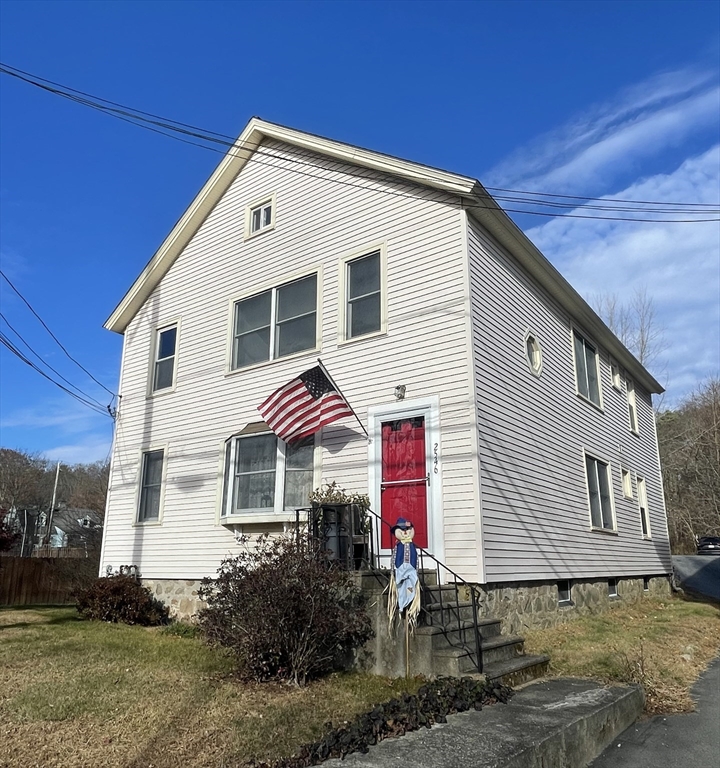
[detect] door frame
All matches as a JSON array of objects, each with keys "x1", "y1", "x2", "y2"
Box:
[{"x1": 368, "y1": 396, "x2": 444, "y2": 566}]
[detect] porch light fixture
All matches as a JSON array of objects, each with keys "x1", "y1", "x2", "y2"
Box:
[{"x1": 394, "y1": 385, "x2": 406, "y2": 400}]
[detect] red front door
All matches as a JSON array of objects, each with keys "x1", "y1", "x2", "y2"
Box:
[{"x1": 380, "y1": 416, "x2": 429, "y2": 549}]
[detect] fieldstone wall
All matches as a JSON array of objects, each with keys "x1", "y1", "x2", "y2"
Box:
[
  {"x1": 142, "y1": 578, "x2": 204, "y2": 619},
  {"x1": 475, "y1": 575, "x2": 672, "y2": 635}
]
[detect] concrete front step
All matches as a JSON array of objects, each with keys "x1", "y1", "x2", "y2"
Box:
[{"x1": 483, "y1": 654, "x2": 551, "y2": 686}]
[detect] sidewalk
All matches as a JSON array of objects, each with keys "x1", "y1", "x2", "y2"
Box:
[{"x1": 326, "y1": 677, "x2": 644, "y2": 768}]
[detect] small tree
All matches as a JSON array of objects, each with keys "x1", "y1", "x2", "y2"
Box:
[
  {"x1": 0, "y1": 509, "x2": 20, "y2": 552},
  {"x1": 198, "y1": 536, "x2": 373, "y2": 686}
]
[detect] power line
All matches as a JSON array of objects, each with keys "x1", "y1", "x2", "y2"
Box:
[
  {"x1": 0, "y1": 270, "x2": 116, "y2": 398},
  {"x1": 0, "y1": 332, "x2": 111, "y2": 417},
  {"x1": 1, "y1": 62, "x2": 718, "y2": 223},
  {"x1": 0, "y1": 312, "x2": 108, "y2": 410}
]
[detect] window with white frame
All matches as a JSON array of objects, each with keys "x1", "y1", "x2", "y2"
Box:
[
  {"x1": 346, "y1": 251, "x2": 382, "y2": 339},
  {"x1": 585, "y1": 453, "x2": 615, "y2": 531},
  {"x1": 232, "y1": 274, "x2": 317, "y2": 369},
  {"x1": 626, "y1": 378, "x2": 639, "y2": 434},
  {"x1": 138, "y1": 449, "x2": 164, "y2": 522},
  {"x1": 152, "y1": 325, "x2": 177, "y2": 392},
  {"x1": 525, "y1": 331, "x2": 543, "y2": 376},
  {"x1": 622, "y1": 468, "x2": 634, "y2": 498},
  {"x1": 248, "y1": 198, "x2": 274, "y2": 235},
  {"x1": 611, "y1": 361, "x2": 622, "y2": 390},
  {"x1": 573, "y1": 331, "x2": 601, "y2": 406},
  {"x1": 637, "y1": 475, "x2": 651, "y2": 537},
  {"x1": 223, "y1": 432, "x2": 315, "y2": 516}
]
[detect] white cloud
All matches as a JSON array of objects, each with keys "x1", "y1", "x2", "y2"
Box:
[
  {"x1": 525, "y1": 146, "x2": 720, "y2": 403},
  {"x1": 43, "y1": 436, "x2": 112, "y2": 465},
  {"x1": 486, "y1": 68, "x2": 719, "y2": 194}
]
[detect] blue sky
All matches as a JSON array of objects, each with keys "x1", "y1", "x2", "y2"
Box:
[{"x1": 1, "y1": 0, "x2": 718, "y2": 463}]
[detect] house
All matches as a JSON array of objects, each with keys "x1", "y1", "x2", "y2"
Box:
[{"x1": 100, "y1": 118, "x2": 672, "y2": 626}]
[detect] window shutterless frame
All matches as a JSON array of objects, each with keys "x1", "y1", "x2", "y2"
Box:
[
  {"x1": 572, "y1": 328, "x2": 603, "y2": 409},
  {"x1": 637, "y1": 475, "x2": 651, "y2": 538},
  {"x1": 244, "y1": 193, "x2": 276, "y2": 239},
  {"x1": 524, "y1": 329, "x2": 543, "y2": 377},
  {"x1": 136, "y1": 447, "x2": 166, "y2": 524},
  {"x1": 583, "y1": 450, "x2": 616, "y2": 532},
  {"x1": 626, "y1": 378, "x2": 639, "y2": 434},
  {"x1": 339, "y1": 243, "x2": 387, "y2": 344},
  {"x1": 151, "y1": 323, "x2": 178, "y2": 393},
  {"x1": 229, "y1": 271, "x2": 319, "y2": 371},
  {"x1": 221, "y1": 432, "x2": 316, "y2": 519}
]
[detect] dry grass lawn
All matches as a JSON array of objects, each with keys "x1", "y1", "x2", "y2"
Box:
[
  {"x1": 523, "y1": 596, "x2": 720, "y2": 715},
  {"x1": 0, "y1": 607, "x2": 420, "y2": 768}
]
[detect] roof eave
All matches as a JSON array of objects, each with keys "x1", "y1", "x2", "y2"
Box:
[{"x1": 466, "y1": 183, "x2": 664, "y2": 394}]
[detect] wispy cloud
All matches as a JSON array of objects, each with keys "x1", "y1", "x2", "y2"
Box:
[
  {"x1": 525, "y1": 145, "x2": 720, "y2": 403},
  {"x1": 486, "y1": 67, "x2": 720, "y2": 195}
]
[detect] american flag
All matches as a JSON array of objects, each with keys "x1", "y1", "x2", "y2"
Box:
[{"x1": 258, "y1": 365, "x2": 354, "y2": 442}]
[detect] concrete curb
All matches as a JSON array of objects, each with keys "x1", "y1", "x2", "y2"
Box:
[{"x1": 325, "y1": 678, "x2": 644, "y2": 768}]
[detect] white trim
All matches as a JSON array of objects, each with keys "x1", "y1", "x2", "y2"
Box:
[
  {"x1": 148, "y1": 318, "x2": 181, "y2": 397},
  {"x1": 337, "y1": 241, "x2": 388, "y2": 345},
  {"x1": 225, "y1": 266, "x2": 322, "y2": 373},
  {"x1": 460, "y1": 209, "x2": 486, "y2": 584},
  {"x1": 244, "y1": 192, "x2": 277, "y2": 240},
  {"x1": 626, "y1": 377, "x2": 640, "y2": 435},
  {"x1": 571, "y1": 325, "x2": 604, "y2": 411},
  {"x1": 621, "y1": 467, "x2": 634, "y2": 499},
  {"x1": 582, "y1": 447, "x2": 617, "y2": 533},
  {"x1": 134, "y1": 444, "x2": 169, "y2": 526},
  {"x1": 637, "y1": 475, "x2": 652, "y2": 539},
  {"x1": 610, "y1": 359, "x2": 622, "y2": 390},
  {"x1": 523, "y1": 327, "x2": 543, "y2": 377},
  {"x1": 367, "y1": 396, "x2": 443, "y2": 567}
]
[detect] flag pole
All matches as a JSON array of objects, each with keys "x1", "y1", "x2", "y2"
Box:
[{"x1": 317, "y1": 358, "x2": 369, "y2": 439}]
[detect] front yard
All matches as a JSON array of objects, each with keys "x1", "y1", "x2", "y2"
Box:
[
  {"x1": 2, "y1": 596, "x2": 719, "y2": 766},
  {"x1": 0, "y1": 607, "x2": 419, "y2": 768}
]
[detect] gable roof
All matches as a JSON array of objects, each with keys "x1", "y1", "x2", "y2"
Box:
[{"x1": 104, "y1": 118, "x2": 663, "y2": 394}]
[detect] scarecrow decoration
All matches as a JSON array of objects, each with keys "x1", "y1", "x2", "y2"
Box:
[{"x1": 387, "y1": 517, "x2": 421, "y2": 643}]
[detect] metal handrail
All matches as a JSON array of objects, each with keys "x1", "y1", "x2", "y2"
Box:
[{"x1": 295, "y1": 504, "x2": 484, "y2": 673}]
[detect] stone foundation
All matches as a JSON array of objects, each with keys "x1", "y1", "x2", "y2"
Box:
[
  {"x1": 142, "y1": 578, "x2": 205, "y2": 620},
  {"x1": 476, "y1": 574, "x2": 672, "y2": 635}
]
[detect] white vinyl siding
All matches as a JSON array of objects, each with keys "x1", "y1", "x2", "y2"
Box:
[
  {"x1": 102, "y1": 140, "x2": 476, "y2": 581},
  {"x1": 467, "y1": 217, "x2": 671, "y2": 582}
]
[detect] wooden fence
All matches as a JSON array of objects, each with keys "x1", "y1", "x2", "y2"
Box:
[{"x1": 0, "y1": 556, "x2": 99, "y2": 607}]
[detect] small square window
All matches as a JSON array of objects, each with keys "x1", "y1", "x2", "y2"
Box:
[
  {"x1": 608, "y1": 578, "x2": 619, "y2": 598},
  {"x1": 246, "y1": 196, "x2": 275, "y2": 237},
  {"x1": 557, "y1": 580, "x2": 572, "y2": 604}
]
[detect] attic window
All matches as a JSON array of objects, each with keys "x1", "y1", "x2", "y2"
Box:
[{"x1": 247, "y1": 195, "x2": 275, "y2": 237}]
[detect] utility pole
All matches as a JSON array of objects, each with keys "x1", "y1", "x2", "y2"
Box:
[{"x1": 45, "y1": 461, "x2": 61, "y2": 547}]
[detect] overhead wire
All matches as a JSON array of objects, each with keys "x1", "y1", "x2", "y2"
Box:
[
  {"x1": 0, "y1": 311, "x2": 108, "y2": 410},
  {"x1": 1, "y1": 62, "x2": 718, "y2": 223},
  {"x1": 0, "y1": 269, "x2": 116, "y2": 399}
]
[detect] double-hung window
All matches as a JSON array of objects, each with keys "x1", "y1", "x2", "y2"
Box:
[
  {"x1": 585, "y1": 453, "x2": 615, "y2": 531},
  {"x1": 346, "y1": 251, "x2": 382, "y2": 339},
  {"x1": 626, "y1": 379, "x2": 639, "y2": 434},
  {"x1": 573, "y1": 330, "x2": 601, "y2": 406},
  {"x1": 637, "y1": 476, "x2": 651, "y2": 537},
  {"x1": 152, "y1": 325, "x2": 177, "y2": 392},
  {"x1": 223, "y1": 432, "x2": 315, "y2": 517},
  {"x1": 138, "y1": 449, "x2": 164, "y2": 522},
  {"x1": 232, "y1": 274, "x2": 317, "y2": 369}
]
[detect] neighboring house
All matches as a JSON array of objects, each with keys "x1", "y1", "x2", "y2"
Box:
[{"x1": 100, "y1": 118, "x2": 672, "y2": 624}]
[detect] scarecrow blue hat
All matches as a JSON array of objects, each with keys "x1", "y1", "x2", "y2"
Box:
[{"x1": 390, "y1": 517, "x2": 414, "y2": 534}]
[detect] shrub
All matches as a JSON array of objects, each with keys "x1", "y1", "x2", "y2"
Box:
[
  {"x1": 198, "y1": 536, "x2": 373, "y2": 685},
  {"x1": 76, "y1": 575, "x2": 168, "y2": 625}
]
